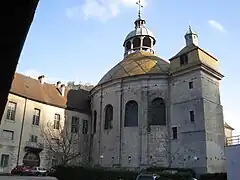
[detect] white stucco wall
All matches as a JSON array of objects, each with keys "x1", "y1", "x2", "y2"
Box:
[{"x1": 0, "y1": 93, "x2": 90, "y2": 173}]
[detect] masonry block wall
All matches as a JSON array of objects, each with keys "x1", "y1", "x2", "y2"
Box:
[
  {"x1": 170, "y1": 71, "x2": 208, "y2": 173},
  {"x1": 91, "y1": 76, "x2": 170, "y2": 168}
]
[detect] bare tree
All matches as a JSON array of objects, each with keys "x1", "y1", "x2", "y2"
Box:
[{"x1": 41, "y1": 119, "x2": 83, "y2": 166}]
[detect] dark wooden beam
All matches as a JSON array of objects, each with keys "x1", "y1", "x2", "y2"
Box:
[{"x1": 0, "y1": 1, "x2": 39, "y2": 122}]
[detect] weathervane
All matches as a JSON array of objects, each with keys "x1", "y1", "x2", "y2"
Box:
[{"x1": 136, "y1": 0, "x2": 143, "y2": 19}]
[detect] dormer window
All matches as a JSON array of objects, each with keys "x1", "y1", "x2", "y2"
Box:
[{"x1": 180, "y1": 54, "x2": 188, "y2": 66}]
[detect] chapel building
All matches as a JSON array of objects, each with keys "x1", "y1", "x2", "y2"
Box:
[{"x1": 89, "y1": 11, "x2": 226, "y2": 174}]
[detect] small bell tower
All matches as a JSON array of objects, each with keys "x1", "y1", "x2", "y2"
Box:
[
  {"x1": 123, "y1": 0, "x2": 156, "y2": 57},
  {"x1": 185, "y1": 25, "x2": 199, "y2": 46}
]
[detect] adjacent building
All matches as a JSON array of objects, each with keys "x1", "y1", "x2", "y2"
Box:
[
  {"x1": 224, "y1": 122, "x2": 234, "y2": 145},
  {"x1": 0, "y1": 73, "x2": 90, "y2": 173}
]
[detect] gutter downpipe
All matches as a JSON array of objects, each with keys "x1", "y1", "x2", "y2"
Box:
[
  {"x1": 16, "y1": 98, "x2": 27, "y2": 166},
  {"x1": 98, "y1": 85, "x2": 103, "y2": 165}
]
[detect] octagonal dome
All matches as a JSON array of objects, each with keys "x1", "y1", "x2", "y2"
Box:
[
  {"x1": 124, "y1": 26, "x2": 155, "y2": 43},
  {"x1": 98, "y1": 51, "x2": 169, "y2": 85}
]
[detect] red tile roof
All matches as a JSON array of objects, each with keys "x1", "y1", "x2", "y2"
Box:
[{"x1": 10, "y1": 73, "x2": 91, "y2": 114}]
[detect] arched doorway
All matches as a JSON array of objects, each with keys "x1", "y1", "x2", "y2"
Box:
[{"x1": 23, "y1": 152, "x2": 40, "y2": 167}]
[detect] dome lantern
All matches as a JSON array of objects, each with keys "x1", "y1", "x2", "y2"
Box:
[
  {"x1": 123, "y1": 0, "x2": 156, "y2": 57},
  {"x1": 185, "y1": 25, "x2": 199, "y2": 46}
]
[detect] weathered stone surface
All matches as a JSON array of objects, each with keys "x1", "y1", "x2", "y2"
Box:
[{"x1": 90, "y1": 69, "x2": 225, "y2": 174}]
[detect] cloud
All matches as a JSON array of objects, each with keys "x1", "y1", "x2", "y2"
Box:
[
  {"x1": 208, "y1": 20, "x2": 226, "y2": 33},
  {"x1": 66, "y1": 0, "x2": 147, "y2": 22}
]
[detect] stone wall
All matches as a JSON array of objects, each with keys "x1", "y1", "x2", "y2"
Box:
[{"x1": 91, "y1": 75, "x2": 169, "y2": 168}]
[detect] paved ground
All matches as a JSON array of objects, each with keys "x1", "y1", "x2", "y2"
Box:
[{"x1": 0, "y1": 176, "x2": 57, "y2": 180}]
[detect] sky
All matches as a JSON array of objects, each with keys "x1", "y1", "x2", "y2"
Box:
[{"x1": 17, "y1": 0, "x2": 240, "y2": 135}]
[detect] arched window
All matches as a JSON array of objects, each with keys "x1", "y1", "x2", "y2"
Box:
[
  {"x1": 104, "y1": 105, "x2": 113, "y2": 130},
  {"x1": 124, "y1": 100, "x2": 138, "y2": 127},
  {"x1": 143, "y1": 36, "x2": 151, "y2": 47},
  {"x1": 126, "y1": 41, "x2": 131, "y2": 50},
  {"x1": 93, "y1": 110, "x2": 97, "y2": 133},
  {"x1": 133, "y1": 37, "x2": 141, "y2": 48},
  {"x1": 148, "y1": 97, "x2": 166, "y2": 125}
]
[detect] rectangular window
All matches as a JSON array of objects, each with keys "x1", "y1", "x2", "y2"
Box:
[
  {"x1": 172, "y1": 127, "x2": 178, "y2": 140},
  {"x1": 52, "y1": 158, "x2": 58, "y2": 167},
  {"x1": 189, "y1": 81, "x2": 193, "y2": 89},
  {"x1": 30, "y1": 135, "x2": 38, "y2": 143},
  {"x1": 32, "y1": 108, "x2": 41, "y2": 126},
  {"x1": 2, "y1": 130, "x2": 14, "y2": 140},
  {"x1": 180, "y1": 54, "x2": 188, "y2": 66},
  {"x1": 71, "y1": 116, "x2": 79, "y2": 133},
  {"x1": 6, "y1": 101, "x2": 17, "y2": 121},
  {"x1": 190, "y1": 110, "x2": 195, "y2": 122},
  {"x1": 0, "y1": 154, "x2": 9, "y2": 167},
  {"x1": 82, "y1": 120, "x2": 88, "y2": 135},
  {"x1": 54, "y1": 114, "x2": 60, "y2": 130}
]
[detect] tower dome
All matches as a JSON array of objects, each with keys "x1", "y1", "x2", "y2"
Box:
[
  {"x1": 123, "y1": 1, "x2": 156, "y2": 57},
  {"x1": 96, "y1": 0, "x2": 169, "y2": 86},
  {"x1": 185, "y1": 25, "x2": 199, "y2": 46}
]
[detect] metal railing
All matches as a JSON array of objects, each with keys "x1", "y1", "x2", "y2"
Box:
[
  {"x1": 226, "y1": 135, "x2": 240, "y2": 146},
  {"x1": 124, "y1": 47, "x2": 155, "y2": 56}
]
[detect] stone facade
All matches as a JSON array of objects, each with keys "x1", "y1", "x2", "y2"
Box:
[
  {"x1": 88, "y1": 21, "x2": 226, "y2": 174},
  {"x1": 90, "y1": 65, "x2": 225, "y2": 174}
]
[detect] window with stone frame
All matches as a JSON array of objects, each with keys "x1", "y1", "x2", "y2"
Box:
[
  {"x1": 6, "y1": 101, "x2": 17, "y2": 121},
  {"x1": 52, "y1": 158, "x2": 58, "y2": 167},
  {"x1": 189, "y1": 81, "x2": 193, "y2": 89},
  {"x1": 93, "y1": 111, "x2": 97, "y2": 133},
  {"x1": 124, "y1": 100, "x2": 138, "y2": 127},
  {"x1": 2, "y1": 130, "x2": 14, "y2": 140},
  {"x1": 30, "y1": 135, "x2": 38, "y2": 143},
  {"x1": 104, "y1": 104, "x2": 113, "y2": 130},
  {"x1": 148, "y1": 97, "x2": 166, "y2": 125},
  {"x1": 180, "y1": 53, "x2": 188, "y2": 66},
  {"x1": 190, "y1": 110, "x2": 195, "y2": 122},
  {"x1": 82, "y1": 119, "x2": 88, "y2": 134},
  {"x1": 0, "y1": 154, "x2": 9, "y2": 167},
  {"x1": 54, "y1": 114, "x2": 60, "y2": 130},
  {"x1": 32, "y1": 108, "x2": 41, "y2": 126},
  {"x1": 172, "y1": 127, "x2": 178, "y2": 139},
  {"x1": 71, "y1": 116, "x2": 79, "y2": 133}
]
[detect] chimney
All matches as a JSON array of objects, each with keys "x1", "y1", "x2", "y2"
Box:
[
  {"x1": 60, "y1": 84, "x2": 65, "y2": 96},
  {"x1": 56, "y1": 81, "x2": 61, "y2": 88},
  {"x1": 38, "y1": 75, "x2": 45, "y2": 84}
]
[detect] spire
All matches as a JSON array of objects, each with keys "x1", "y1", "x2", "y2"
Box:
[
  {"x1": 185, "y1": 24, "x2": 199, "y2": 46},
  {"x1": 188, "y1": 20, "x2": 192, "y2": 33},
  {"x1": 136, "y1": 0, "x2": 143, "y2": 19},
  {"x1": 134, "y1": 0, "x2": 145, "y2": 28}
]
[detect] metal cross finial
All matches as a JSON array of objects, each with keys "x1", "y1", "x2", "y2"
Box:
[
  {"x1": 188, "y1": 20, "x2": 192, "y2": 30},
  {"x1": 136, "y1": 0, "x2": 143, "y2": 19}
]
